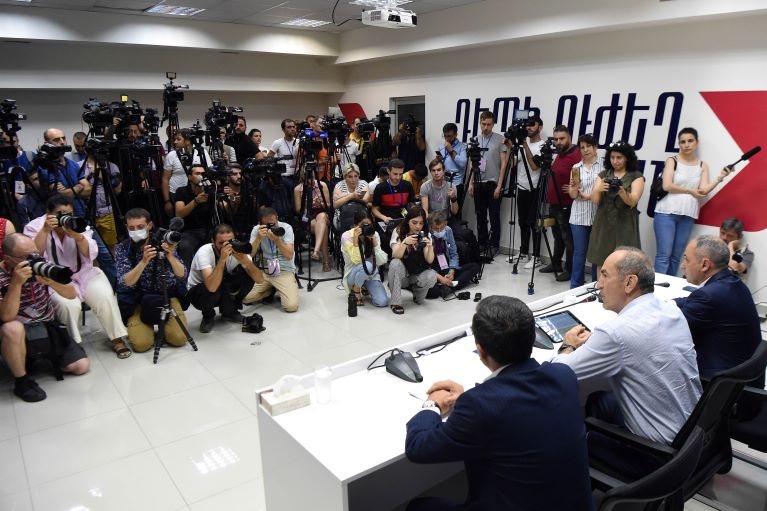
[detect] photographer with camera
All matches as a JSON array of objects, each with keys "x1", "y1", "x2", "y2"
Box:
[
  {"x1": 187, "y1": 223, "x2": 263, "y2": 333},
  {"x1": 372, "y1": 159, "x2": 415, "y2": 257},
  {"x1": 0, "y1": 233, "x2": 90, "y2": 402},
  {"x1": 174, "y1": 164, "x2": 215, "y2": 268},
  {"x1": 426, "y1": 211, "x2": 480, "y2": 300},
  {"x1": 24, "y1": 195, "x2": 130, "y2": 356},
  {"x1": 467, "y1": 112, "x2": 508, "y2": 250},
  {"x1": 437, "y1": 123, "x2": 468, "y2": 208},
  {"x1": 243, "y1": 208, "x2": 299, "y2": 313},
  {"x1": 510, "y1": 116, "x2": 544, "y2": 269},
  {"x1": 393, "y1": 118, "x2": 426, "y2": 172},
  {"x1": 115, "y1": 208, "x2": 190, "y2": 352},
  {"x1": 162, "y1": 129, "x2": 211, "y2": 217},
  {"x1": 267, "y1": 119, "x2": 298, "y2": 180},
  {"x1": 226, "y1": 116, "x2": 259, "y2": 165},
  {"x1": 388, "y1": 206, "x2": 437, "y2": 315},
  {"x1": 342, "y1": 209, "x2": 389, "y2": 310},
  {"x1": 587, "y1": 141, "x2": 645, "y2": 273},
  {"x1": 540, "y1": 125, "x2": 581, "y2": 282}
]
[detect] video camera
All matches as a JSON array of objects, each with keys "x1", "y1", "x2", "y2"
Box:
[
  {"x1": 372, "y1": 109, "x2": 394, "y2": 131},
  {"x1": 204, "y1": 100, "x2": 242, "y2": 134},
  {"x1": 321, "y1": 114, "x2": 351, "y2": 141},
  {"x1": 242, "y1": 155, "x2": 290, "y2": 180},
  {"x1": 33, "y1": 142, "x2": 72, "y2": 167},
  {"x1": 504, "y1": 109, "x2": 535, "y2": 145},
  {"x1": 466, "y1": 137, "x2": 489, "y2": 164},
  {"x1": 533, "y1": 137, "x2": 556, "y2": 170},
  {"x1": 402, "y1": 113, "x2": 420, "y2": 135},
  {"x1": 355, "y1": 117, "x2": 376, "y2": 140},
  {"x1": 163, "y1": 72, "x2": 188, "y2": 107},
  {"x1": 0, "y1": 99, "x2": 27, "y2": 142}
]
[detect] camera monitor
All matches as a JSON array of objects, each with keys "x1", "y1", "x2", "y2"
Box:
[{"x1": 513, "y1": 109, "x2": 534, "y2": 122}]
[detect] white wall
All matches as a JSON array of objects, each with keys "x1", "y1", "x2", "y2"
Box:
[{"x1": 339, "y1": 13, "x2": 767, "y2": 299}]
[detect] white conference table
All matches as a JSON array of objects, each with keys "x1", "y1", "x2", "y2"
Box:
[{"x1": 256, "y1": 276, "x2": 691, "y2": 511}]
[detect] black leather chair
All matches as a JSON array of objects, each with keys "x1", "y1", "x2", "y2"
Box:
[
  {"x1": 588, "y1": 341, "x2": 767, "y2": 501},
  {"x1": 730, "y1": 385, "x2": 767, "y2": 454},
  {"x1": 595, "y1": 426, "x2": 705, "y2": 511}
]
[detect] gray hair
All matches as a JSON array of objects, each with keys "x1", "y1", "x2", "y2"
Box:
[
  {"x1": 694, "y1": 235, "x2": 730, "y2": 269},
  {"x1": 615, "y1": 246, "x2": 654, "y2": 294}
]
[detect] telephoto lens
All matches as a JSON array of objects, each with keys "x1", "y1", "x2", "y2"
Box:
[
  {"x1": 56, "y1": 212, "x2": 88, "y2": 233},
  {"x1": 267, "y1": 223, "x2": 285, "y2": 237},
  {"x1": 25, "y1": 255, "x2": 73, "y2": 284},
  {"x1": 228, "y1": 239, "x2": 252, "y2": 254}
]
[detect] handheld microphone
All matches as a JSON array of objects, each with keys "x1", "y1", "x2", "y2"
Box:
[
  {"x1": 655, "y1": 282, "x2": 671, "y2": 288},
  {"x1": 727, "y1": 146, "x2": 761, "y2": 169}
]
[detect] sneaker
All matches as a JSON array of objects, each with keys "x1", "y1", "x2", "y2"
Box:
[
  {"x1": 523, "y1": 257, "x2": 540, "y2": 270},
  {"x1": 199, "y1": 315, "x2": 215, "y2": 333},
  {"x1": 510, "y1": 254, "x2": 531, "y2": 264},
  {"x1": 13, "y1": 378, "x2": 47, "y2": 403},
  {"x1": 220, "y1": 312, "x2": 244, "y2": 323}
]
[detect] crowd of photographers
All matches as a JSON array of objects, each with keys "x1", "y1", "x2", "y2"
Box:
[{"x1": 0, "y1": 96, "x2": 757, "y2": 404}]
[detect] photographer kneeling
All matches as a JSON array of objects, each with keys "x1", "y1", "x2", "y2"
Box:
[
  {"x1": 426, "y1": 211, "x2": 480, "y2": 299},
  {"x1": 24, "y1": 195, "x2": 130, "y2": 358},
  {"x1": 115, "y1": 208, "x2": 190, "y2": 352},
  {"x1": 388, "y1": 207, "x2": 437, "y2": 315},
  {"x1": 188, "y1": 224, "x2": 264, "y2": 333},
  {"x1": 243, "y1": 208, "x2": 299, "y2": 313},
  {"x1": 0, "y1": 233, "x2": 90, "y2": 402},
  {"x1": 341, "y1": 209, "x2": 389, "y2": 308}
]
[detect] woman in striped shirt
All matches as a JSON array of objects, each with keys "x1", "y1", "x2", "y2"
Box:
[{"x1": 567, "y1": 134, "x2": 601, "y2": 288}]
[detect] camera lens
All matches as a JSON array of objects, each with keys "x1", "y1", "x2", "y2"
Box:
[
  {"x1": 26, "y1": 255, "x2": 73, "y2": 284},
  {"x1": 57, "y1": 213, "x2": 88, "y2": 233}
]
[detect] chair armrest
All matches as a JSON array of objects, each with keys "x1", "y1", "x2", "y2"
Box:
[
  {"x1": 585, "y1": 417, "x2": 677, "y2": 457},
  {"x1": 741, "y1": 386, "x2": 767, "y2": 399}
]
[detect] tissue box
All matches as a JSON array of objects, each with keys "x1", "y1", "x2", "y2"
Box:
[{"x1": 260, "y1": 388, "x2": 311, "y2": 416}]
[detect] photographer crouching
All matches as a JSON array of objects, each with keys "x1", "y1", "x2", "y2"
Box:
[
  {"x1": 0, "y1": 233, "x2": 90, "y2": 402},
  {"x1": 23, "y1": 195, "x2": 130, "y2": 358},
  {"x1": 115, "y1": 208, "x2": 190, "y2": 353},
  {"x1": 188, "y1": 224, "x2": 264, "y2": 333}
]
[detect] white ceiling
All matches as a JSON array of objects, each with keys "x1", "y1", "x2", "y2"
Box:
[{"x1": 0, "y1": 0, "x2": 487, "y2": 32}]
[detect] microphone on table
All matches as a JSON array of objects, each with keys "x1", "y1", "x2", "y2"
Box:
[
  {"x1": 726, "y1": 146, "x2": 761, "y2": 170},
  {"x1": 655, "y1": 282, "x2": 671, "y2": 288}
]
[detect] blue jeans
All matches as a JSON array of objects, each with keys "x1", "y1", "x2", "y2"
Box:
[
  {"x1": 346, "y1": 261, "x2": 389, "y2": 307},
  {"x1": 653, "y1": 213, "x2": 695, "y2": 276},
  {"x1": 570, "y1": 224, "x2": 597, "y2": 288},
  {"x1": 92, "y1": 229, "x2": 116, "y2": 290}
]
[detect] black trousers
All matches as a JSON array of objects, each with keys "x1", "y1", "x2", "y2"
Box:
[
  {"x1": 426, "y1": 263, "x2": 480, "y2": 299},
  {"x1": 178, "y1": 227, "x2": 210, "y2": 270},
  {"x1": 517, "y1": 187, "x2": 541, "y2": 257},
  {"x1": 549, "y1": 204, "x2": 573, "y2": 272},
  {"x1": 473, "y1": 181, "x2": 501, "y2": 247},
  {"x1": 187, "y1": 267, "x2": 254, "y2": 318}
]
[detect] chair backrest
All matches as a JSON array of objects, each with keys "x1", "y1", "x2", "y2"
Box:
[{"x1": 599, "y1": 426, "x2": 705, "y2": 511}]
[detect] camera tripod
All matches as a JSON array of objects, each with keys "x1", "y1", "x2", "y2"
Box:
[
  {"x1": 520, "y1": 156, "x2": 558, "y2": 296},
  {"x1": 152, "y1": 252, "x2": 197, "y2": 364},
  {"x1": 504, "y1": 140, "x2": 543, "y2": 270},
  {"x1": 465, "y1": 155, "x2": 493, "y2": 280}
]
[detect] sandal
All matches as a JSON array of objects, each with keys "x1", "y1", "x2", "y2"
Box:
[
  {"x1": 111, "y1": 338, "x2": 132, "y2": 359},
  {"x1": 323, "y1": 261, "x2": 331, "y2": 272},
  {"x1": 311, "y1": 251, "x2": 321, "y2": 261},
  {"x1": 391, "y1": 305, "x2": 405, "y2": 315},
  {"x1": 351, "y1": 286, "x2": 364, "y2": 306}
]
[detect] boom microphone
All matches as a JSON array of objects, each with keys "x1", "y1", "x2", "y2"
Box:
[{"x1": 727, "y1": 146, "x2": 761, "y2": 169}]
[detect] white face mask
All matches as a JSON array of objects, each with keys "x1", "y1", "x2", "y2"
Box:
[{"x1": 129, "y1": 229, "x2": 148, "y2": 242}]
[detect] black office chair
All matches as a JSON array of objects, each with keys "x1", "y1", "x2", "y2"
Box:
[
  {"x1": 588, "y1": 341, "x2": 767, "y2": 501},
  {"x1": 595, "y1": 426, "x2": 705, "y2": 511},
  {"x1": 730, "y1": 385, "x2": 767, "y2": 453}
]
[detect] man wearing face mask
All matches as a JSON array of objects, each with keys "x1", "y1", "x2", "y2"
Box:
[
  {"x1": 175, "y1": 164, "x2": 214, "y2": 269},
  {"x1": 115, "y1": 208, "x2": 190, "y2": 353}
]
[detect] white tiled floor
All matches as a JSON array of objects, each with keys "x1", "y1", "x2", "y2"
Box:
[{"x1": 0, "y1": 255, "x2": 762, "y2": 510}]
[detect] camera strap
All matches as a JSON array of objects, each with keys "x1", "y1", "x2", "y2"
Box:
[{"x1": 49, "y1": 233, "x2": 82, "y2": 274}]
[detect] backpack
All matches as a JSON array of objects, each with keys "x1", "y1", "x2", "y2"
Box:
[
  {"x1": 24, "y1": 322, "x2": 69, "y2": 381},
  {"x1": 647, "y1": 157, "x2": 703, "y2": 218}
]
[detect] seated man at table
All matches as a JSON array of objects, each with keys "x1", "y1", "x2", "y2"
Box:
[
  {"x1": 675, "y1": 235, "x2": 762, "y2": 380},
  {"x1": 405, "y1": 295, "x2": 593, "y2": 511},
  {"x1": 551, "y1": 247, "x2": 701, "y2": 477}
]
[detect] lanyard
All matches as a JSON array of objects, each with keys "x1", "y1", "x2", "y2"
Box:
[
  {"x1": 284, "y1": 138, "x2": 294, "y2": 159},
  {"x1": 387, "y1": 180, "x2": 405, "y2": 206},
  {"x1": 49, "y1": 233, "x2": 82, "y2": 274}
]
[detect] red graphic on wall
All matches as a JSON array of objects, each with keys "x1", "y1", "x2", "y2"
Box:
[{"x1": 698, "y1": 91, "x2": 767, "y2": 231}]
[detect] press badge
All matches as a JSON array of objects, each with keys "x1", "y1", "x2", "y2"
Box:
[
  {"x1": 479, "y1": 158, "x2": 487, "y2": 175},
  {"x1": 15, "y1": 181, "x2": 26, "y2": 195},
  {"x1": 267, "y1": 258, "x2": 280, "y2": 276},
  {"x1": 437, "y1": 253, "x2": 449, "y2": 270}
]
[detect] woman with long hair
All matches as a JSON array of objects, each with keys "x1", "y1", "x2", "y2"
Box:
[
  {"x1": 388, "y1": 206, "x2": 437, "y2": 314},
  {"x1": 341, "y1": 209, "x2": 389, "y2": 307},
  {"x1": 294, "y1": 169, "x2": 331, "y2": 271}
]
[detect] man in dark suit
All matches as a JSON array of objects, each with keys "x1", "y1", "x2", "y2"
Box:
[
  {"x1": 404, "y1": 295, "x2": 593, "y2": 511},
  {"x1": 676, "y1": 235, "x2": 762, "y2": 380}
]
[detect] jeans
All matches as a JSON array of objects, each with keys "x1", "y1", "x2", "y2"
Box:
[
  {"x1": 570, "y1": 224, "x2": 597, "y2": 288},
  {"x1": 517, "y1": 187, "x2": 540, "y2": 256},
  {"x1": 92, "y1": 229, "x2": 116, "y2": 290},
  {"x1": 549, "y1": 204, "x2": 573, "y2": 272},
  {"x1": 653, "y1": 213, "x2": 695, "y2": 276},
  {"x1": 346, "y1": 261, "x2": 389, "y2": 307}
]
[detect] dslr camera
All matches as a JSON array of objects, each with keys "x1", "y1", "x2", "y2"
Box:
[
  {"x1": 608, "y1": 178, "x2": 623, "y2": 194},
  {"x1": 361, "y1": 223, "x2": 376, "y2": 237},
  {"x1": 264, "y1": 223, "x2": 285, "y2": 237},
  {"x1": 26, "y1": 254, "x2": 73, "y2": 285},
  {"x1": 402, "y1": 114, "x2": 420, "y2": 135},
  {"x1": 227, "y1": 239, "x2": 252, "y2": 254},
  {"x1": 56, "y1": 212, "x2": 88, "y2": 233},
  {"x1": 415, "y1": 230, "x2": 427, "y2": 249}
]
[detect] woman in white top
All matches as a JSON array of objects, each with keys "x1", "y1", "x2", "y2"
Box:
[
  {"x1": 162, "y1": 130, "x2": 211, "y2": 217},
  {"x1": 567, "y1": 134, "x2": 601, "y2": 288},
  {"x1": 653, "y1": 127, "x2": 730, "y2": 276},
  {"x1": 333, "y1": 163, "x2": 369, "y2": 231}
]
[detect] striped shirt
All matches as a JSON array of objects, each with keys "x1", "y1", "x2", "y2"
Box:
[
  {"x1": 0, "y1": 265, "x2": 55, "y2": 324},
  {"x1": 569, "y1": 157, "x2": 602, "y2": 226}
]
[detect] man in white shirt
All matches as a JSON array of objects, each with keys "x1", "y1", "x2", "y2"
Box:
[{"x1": 267, "y1": 118, "x2": 298, "y2": 178}]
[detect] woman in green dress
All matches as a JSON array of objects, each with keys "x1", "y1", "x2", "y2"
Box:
[{"x1": 587, "y1": 141, "x2": 645, "y2": 271}]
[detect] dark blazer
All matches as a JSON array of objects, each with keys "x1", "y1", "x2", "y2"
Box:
[
  {"x1": 674, "y1": 268, "x2": 762, "y2": 380},
  {"x1": 405, "y1": 359, "x2": 593, "y2": 511}
]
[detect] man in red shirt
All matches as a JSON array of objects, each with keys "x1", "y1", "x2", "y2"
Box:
[{"x1": 541, "y1": 125, "x2": 581, "y2": 282}]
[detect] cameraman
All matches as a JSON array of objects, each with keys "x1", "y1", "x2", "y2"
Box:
[
  {"x1": 174, "y1": 164, "x2": 214, "y2": 268},
  {"x1": 162, "y1": 129, "x2": 211, "y2": 217},
  {"x1": 393, "y1": 121, "x2": 426, "y2": 172},
  {"x1": 24, "y1": 195, "x2": 130, "y2": 357},
  {"x1": 226, "y1": 116, "x2": 259, "y2": 165},
  {"x1": 437, "y1": 123, "x2": 468, "y2": 208},
  {"x1": 511, "y1": 116, "x2": 544, "y2": 269},
  {"x1": 267, "y1": 118, "x2": 298, "y2": 180},
  {"x1": 0, "y1": 233, "x2": 90, "y2": 402},
  {"x1": 187, "y1": 224, "x2": 264, "y2": 333},
  {"x1": 243, "y1": 208, "x2": 299, "y2": 313},
  {"x1": 115, "y1": 208, "x2": 189, "y2": 352}
]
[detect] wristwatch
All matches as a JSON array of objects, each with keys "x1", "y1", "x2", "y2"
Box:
[
  {"x1": 558, "y1": 343, "x2": 577, "y2": 354},
  {"x1": 422, "y1": 399, "x2": 440, "y2": 411}
]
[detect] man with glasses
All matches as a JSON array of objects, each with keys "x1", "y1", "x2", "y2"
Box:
[{"x1": 437, "y1": 123, "x2": 468, "y2": 210}]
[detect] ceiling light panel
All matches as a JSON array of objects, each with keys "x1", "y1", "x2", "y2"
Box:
[{"x1": 145, "y1": 4, "x2": 206, "y2": 16}]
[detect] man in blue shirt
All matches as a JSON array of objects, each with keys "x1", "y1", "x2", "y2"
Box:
[{"x1": 437, "y1": 123, "x2": 468, "y2": 210}]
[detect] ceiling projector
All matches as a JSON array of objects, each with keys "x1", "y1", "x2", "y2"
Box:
[{"x1": 361, "y1": 7, "x2": 417, "y2": 28}]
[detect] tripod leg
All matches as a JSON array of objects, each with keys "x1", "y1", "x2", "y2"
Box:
[
  {"x1": 167, "y1": 309, "x2": 197, "y2": 351},
  {"x1": 152, "y1": 322, "x2": 164, "y2": 364}
]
